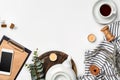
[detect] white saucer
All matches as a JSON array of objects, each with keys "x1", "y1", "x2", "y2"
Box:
[
  {"x1": 92, "y1": 0, "x2": 117, "y2": 24},
  {"x1": 45, "y1": 64, "x2": 77, "y2": 80}
]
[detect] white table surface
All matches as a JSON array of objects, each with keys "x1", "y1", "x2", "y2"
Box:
[{"x1": 0, "y1": 0, "x2": 120, "y2": 80}]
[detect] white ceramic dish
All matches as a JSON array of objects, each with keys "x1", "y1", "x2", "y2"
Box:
[
  {"x1": 92, "y1": 0, "x2": 117, "y2": 24},
  {"x1": 45, "y1": 56, "x2": 77, "y2": 80}
]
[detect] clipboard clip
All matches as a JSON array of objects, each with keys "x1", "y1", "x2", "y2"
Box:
[{"x1": 7, "y1": 39, "x2": 25, "y2": 52}]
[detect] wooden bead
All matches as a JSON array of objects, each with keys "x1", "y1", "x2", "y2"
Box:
[
  {"x1": 88, "y1": 34, "x2": 96, "y2": 43},
  {"x1": 1, "y1": 21, "x2": 7, "y2": 28},
  {"x1": 1, "y1": 23, "x2": 7, "y2": 28},
  {"x1": 49, "y1": 53, "x2": 57, "y2": 61},
  {"x1": 10, "y1": 23, "x2": 15, "y2": 29},
  {"x1": 89, "y1": 65, "x2": 100, "y2": 76},
  {"x1": 1, "y1": 24, "x2": 7, "y2": 27},
  {"x1": 101, "y1": 26, "x2": 115, "y2": 42}
]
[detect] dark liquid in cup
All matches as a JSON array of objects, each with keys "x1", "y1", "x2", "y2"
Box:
[{"x1": 100, "y1": 4, "x2": 111, "y2": 16}]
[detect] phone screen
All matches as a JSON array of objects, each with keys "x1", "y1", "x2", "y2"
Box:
[{"x1": 0, "y1": 51, "x2": 12, "y2": 72}]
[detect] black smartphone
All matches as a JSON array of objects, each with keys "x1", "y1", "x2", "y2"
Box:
[{"x1": 0, "y1": 48, "x2": 14, "y2": 75}]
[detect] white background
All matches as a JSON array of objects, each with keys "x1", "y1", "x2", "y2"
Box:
[{"x1": 0, "y1": 0, "x2": 120, "y2": 80}]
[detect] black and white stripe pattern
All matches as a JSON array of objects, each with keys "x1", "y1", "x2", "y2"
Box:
[
  {"x1": 109, "y1": 21, "x2": 120, "y2": 38},
  {"x1": 80, "y1": 21, "x2": 120, "y2": 80}
]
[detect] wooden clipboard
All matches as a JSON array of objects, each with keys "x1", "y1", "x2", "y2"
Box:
[{"x1": 0, "y1": 35, "x2": 31, "y2": 80}]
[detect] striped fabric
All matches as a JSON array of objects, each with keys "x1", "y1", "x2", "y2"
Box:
[{"x1": 80, "y1": 21, "x2": 120, "y2": 80}]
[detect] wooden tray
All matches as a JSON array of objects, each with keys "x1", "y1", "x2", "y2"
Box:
[{"x1": 39, "y1": 51, "x2": 77, "y2": 78}]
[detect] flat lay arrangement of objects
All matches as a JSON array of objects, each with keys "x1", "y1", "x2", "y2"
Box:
[
  {"x1": 80, "y1": 0, "x2": 120, "y2": 79},
  {"x1": 24, "y1": 0, "x2": 120, "y2": 80},
  {"x1": 0, "y1": 0, "x2": 120, "y2": 80}
]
